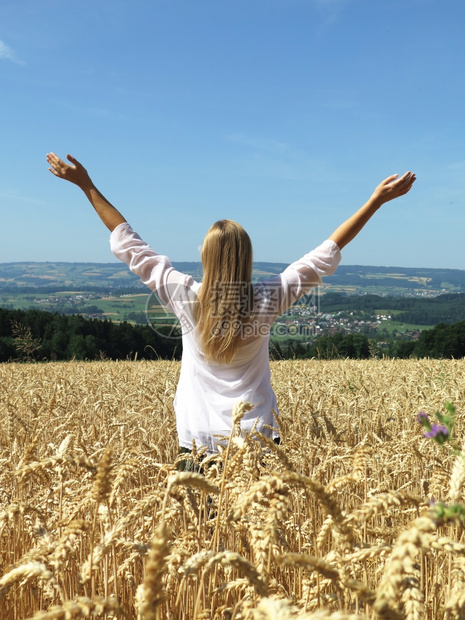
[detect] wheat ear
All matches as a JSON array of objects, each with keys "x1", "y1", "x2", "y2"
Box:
[{"x1": 139, "y1": 522, "x2": 171, "y2": 620}]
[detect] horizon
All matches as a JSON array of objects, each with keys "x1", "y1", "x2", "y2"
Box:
[{"x1": 2, "y1": 258, "x2": 465, "y2": 274}]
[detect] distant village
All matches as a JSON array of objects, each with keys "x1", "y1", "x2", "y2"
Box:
[{"x1": 273, "y1": 304, "x2": 419, "y2": 341}]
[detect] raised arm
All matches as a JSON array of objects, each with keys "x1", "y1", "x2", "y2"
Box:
[
  {"x1": 329, "y1": 171, "x2": 416, "y2": 250},
  {"x1": 46, "y1": 153, "x2": 127, "y2": 232}
]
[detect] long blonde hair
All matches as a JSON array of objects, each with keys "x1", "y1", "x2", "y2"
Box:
[{"x1": 195, "y1": 220, "x2": 254, "y2": 364}]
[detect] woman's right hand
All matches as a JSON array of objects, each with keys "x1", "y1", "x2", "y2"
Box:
[{"x1": 46, "y1": 153, "x2": 93, "y2": 189}]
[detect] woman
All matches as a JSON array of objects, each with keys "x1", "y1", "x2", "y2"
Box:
[{"x1": 46, "y1": 152, "x2": 415, "y2": 454}]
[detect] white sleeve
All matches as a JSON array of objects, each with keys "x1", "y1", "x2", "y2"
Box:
[
  {"x1": 109, "y1": 222, "x2": 196, "y2": 315},
  {"x1": 282, "y1": 239, "x2": 341, "y2": 287},
  {"x1": 255, "y1": 239, "x2": 341, "y2": 322}
]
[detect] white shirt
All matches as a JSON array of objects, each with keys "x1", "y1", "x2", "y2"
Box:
[{"x1": 110, "y1": 222, "x2": 341, "y2": 453}]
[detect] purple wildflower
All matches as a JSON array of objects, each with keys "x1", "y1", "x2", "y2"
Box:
[
  {"x1": 417, "y1": 411, "x2": 430, "y2": 425},
  {"x1": 424, "y1": 424, "x2": 449, "y2": 444}
]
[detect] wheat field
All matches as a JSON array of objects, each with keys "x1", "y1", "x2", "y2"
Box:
[{"x1": 1, "y1": 358, "x2": 465, "y2": 619}]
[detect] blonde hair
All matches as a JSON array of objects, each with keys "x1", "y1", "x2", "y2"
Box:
[{"x1": 195, "y1": 220, "x2": 254, "y2": 364}]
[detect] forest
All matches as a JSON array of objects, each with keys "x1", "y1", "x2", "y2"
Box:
[
  {"x1": 0, "y1": 307, "x2": 180, "y2": 362},
  {"x1": 2, "y1": 305, "x2": 465, "y2": 362},
  {"x1": 271, "y1": 325, "x2": 465, "y2": 360}
]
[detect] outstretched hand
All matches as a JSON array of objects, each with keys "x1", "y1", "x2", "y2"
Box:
[
  {"x1": 46, "y1": 152, "x2": 126, "y2": 231},
  {"x1": 371, "y1": 171, "x2": 416, "y2": 205},
  {"x1": 328, "y1": 170, "x2": 416, "y2": 250},
  {"x1": 46, "y1": 153, "x2": 92, "y2": 189}
]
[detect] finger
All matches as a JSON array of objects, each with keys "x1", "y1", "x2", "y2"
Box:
[
  {"x1": 398, "y1": 177, "x2": 416, "y2": 195},
  {"x1": 48, "y1": 154, "x2": 66, "y2": 170},
  {"x1": 401, "y1": 172, "x2": 415, "y2": 183},
  {"x1": 67, "y1": 154, "x2": 84, "y2": 172},
  {"x1": 46, "y1": 153, "x2": 59, "y2": 166},
  {"x1": 399, "y1": 173, "x2": 416, "y2": 189},
  {"x1": 394, "y1": 172, "x2": 415, "y2": 189}
]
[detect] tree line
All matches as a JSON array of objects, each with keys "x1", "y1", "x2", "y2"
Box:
[
  {"x1": 0, "y1": 308, "x2": 180, "y2": 362},
  {"x1": 272, "y1": 320, "x2": 465, "y2": 360},
  {"x1": 2, "y1": 306, "x2": 465, "y2": 362}
]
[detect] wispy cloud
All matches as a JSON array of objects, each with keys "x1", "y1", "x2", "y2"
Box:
[
  {"x1": 313, "y1": 0, "x2": 352, "y2": 11},
  {"x1": 226, "y1": 133, "x2": 289, "y2": 155},
  {"x1": 325, "y1": 100, "x2": 358, "y2": 111},
  {"x1": 312, "y1": 0, "x2": 353, "y2": 27},
  {"x1": 225, "y1": 132, "x2": 335, "y2": 181},
  {"x1": 0, "y1": 40, "x2": 13, "y2": 59},
  {"x1": 448, "y1": 161, "x2": 465, "y2": 172},
  {"x1": 0, "y1": 189, "x2": 48, "y2": 206},
  {"x1": 0, "y1": 40, "x2": 23, "y2": 64}
]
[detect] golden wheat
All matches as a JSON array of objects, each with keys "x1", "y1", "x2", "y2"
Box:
[{"x1": 1, "y1": 358, "x2": 465, "y2": 618}]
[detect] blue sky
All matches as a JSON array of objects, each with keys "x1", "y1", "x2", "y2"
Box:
[{"x1": 1, "y1": 0, "x2": 464, "y2": 269}]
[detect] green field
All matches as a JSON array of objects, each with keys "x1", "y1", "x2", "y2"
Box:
[{"x1": 0, "y1": 291, "x2": 152, "y2": 322}]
